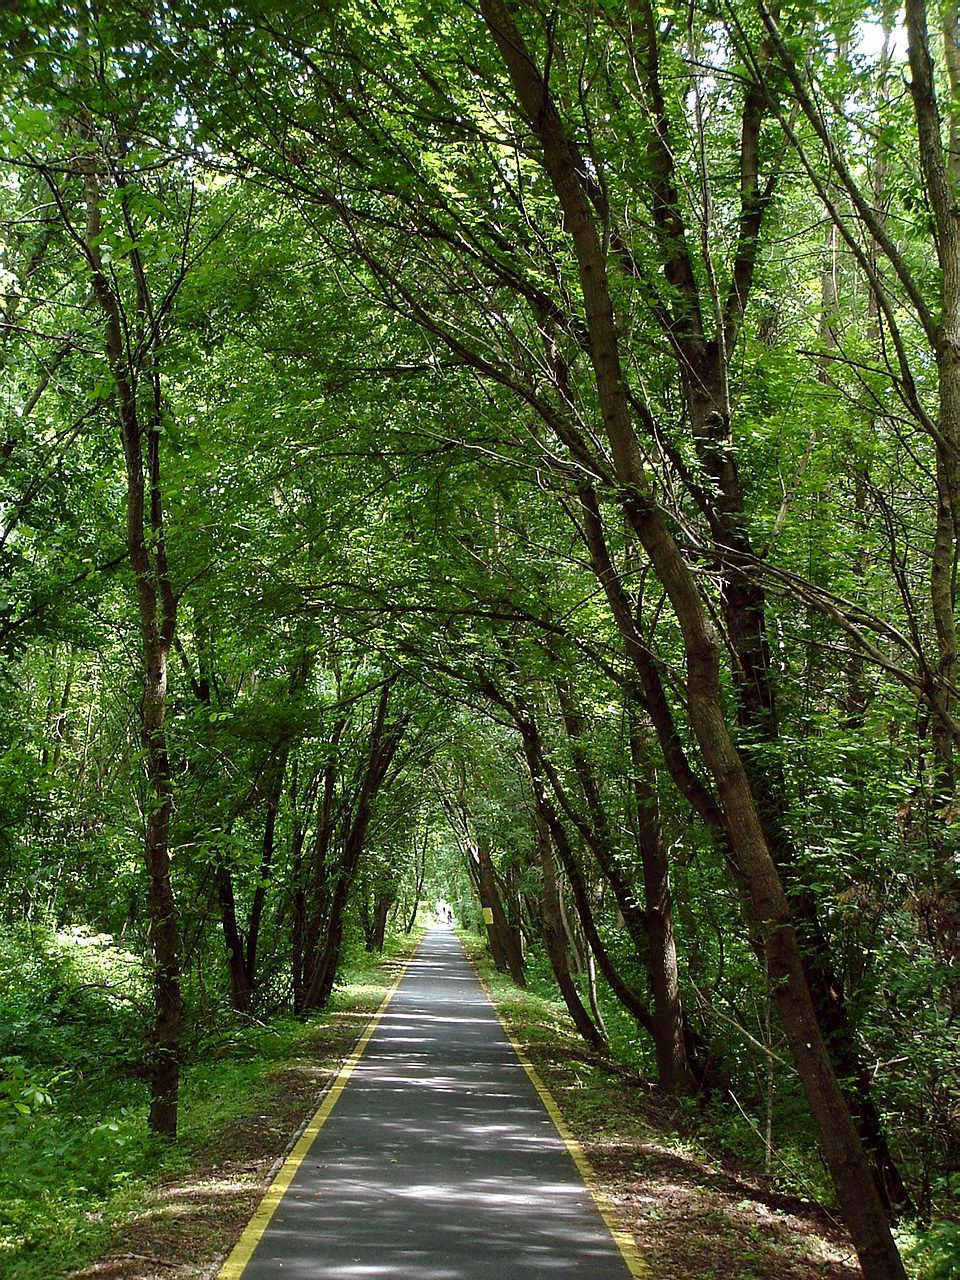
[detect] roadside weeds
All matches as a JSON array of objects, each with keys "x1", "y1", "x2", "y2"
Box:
[
  {"x1": 66, "y1": 947, "x2": 417, "y2": 1280},
  {"x1": 464, "y1": 938, "x2": 864, "y2": 1280}
]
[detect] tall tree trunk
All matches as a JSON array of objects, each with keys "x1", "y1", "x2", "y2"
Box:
[
  {"x1": 584, "y1": 481, "x2": 910, "y2": 1204},
  {"x1": 175, "y1": 629, "x2": 256, "y2": 1016},
  {"x1": 904, "y1": 0, "x2": 960, "y2": 1070},
  {"x1": 503, "y1": 861, "x2": 526, "y2": 967},
  {"x1": 302, "y1": 683, "x2": 407, "y2": 1009},
  {"x1": 477, "y1": 833, "x2": 526, "y2": 986},
  {"x1": 628, "y1": 0, "x2": 911, "y2": 1208},
  {"x1": 218, "y1": 862, "x2": 252, "y2": 1013},
  {"x1": 554, "y1": 684, "x2": 651, "y2": 958},
  {"x1": 479, "y1": 6, "x2": 906, "y2": 1271},
  {"x1": 476, "y1": 846, "x2": 507, "y2": 971},
  {"x1": 627, "y1": 701, "x2": 696, "y2": 1095},
  {"x1": 559, "y1": 887, "x2": 585, "y2": 975},
  {"x1": 907, "y1": 0, "x2": 960, "y2": 797},
  {"x1": 243, "y1": 745, "x2": 290, "y2": 992},
  {"x1": 405, "y1": 836, "x2": 427, "y2": 933},
  {"x1": 304, "y1": 869, "x2": 351, "y2": 1011},
  {"x1": 245, "y1": 653, "x2": 310, "y2": 991},
  {"x1": 528, "y1": 749, "x2": 655, "y2": 1035},
  {"x1": 370, "y1": 891, "x2": 393, "y2": 952},
  {"x1": 507, "y1": 687, "x2": 713, "y2": 1087},
  {"x1": 298, "y1": 727, "x2": 342, "y2": 1013},
  {"x1": 83, "y1": 163, "x2": 182, "y2": 1137},
  {"x1": 534, "y1": 809, "x2": 607, "y2": 1053},
  {"x1": 288, "y1": 760, "x2": 311, "y2": 1015}
]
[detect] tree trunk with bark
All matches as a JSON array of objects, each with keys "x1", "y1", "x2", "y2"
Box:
[
  {"x1": 218, "y1": 862, "x2": 252, "y2": 1013},
  {"x1": 477, "y1": 833, "x2": 526, "y2": 987},
  {"x1": 478, "y1": 4, "x2": 907, "y2": 1271},
  {"x1": 243, "y1": 745, "x2": 290, "y2": 994},
  {"x1": 534, "y1": 809, "x2": 607, "y2": 1053},
  {"x1": 907, "y1": 0, "x2": 960, "y2": 797},
  {"x1": 296, "y1": 727, "x2": 342, "y2": 1013},
  {"x1": 371, "y1": 892, "x2": 393, "y2": 951},
  {"x1": 582, "y1": 480, "x2": 909, "y2": 1204},
  {"x1": 83, "y1": 161, "x2": 182, "y2": 1137},
  {"x1": 554, "y1": 684, "x2": 652, "y2": 959},
  {"x1": 405, "y1": 837, "x2": 427, "y2": 933},
  {"x1": 627, "y1": 701, "x2": 696, "y2": 1095},
  {"x1": 302, "y1": 683, "x2": 407, "y2": 1009},
  {"x1": 498, "y1": 680, "x2": 707, "y2": 1085}
]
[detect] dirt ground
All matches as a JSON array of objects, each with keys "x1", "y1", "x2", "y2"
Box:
[
  {"x1": 71, "y1": 959, "x2": 863, "y2": 1280},
  {"x1": 69, "y1": 1004, "x2": 376, "y2": 1280},
  {"x1": 528, "y1": 1045, "x2": 864, "y2": 1280}
]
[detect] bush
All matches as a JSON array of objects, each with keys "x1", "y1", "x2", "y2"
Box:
[
  {"x1": 0, "y1": 924, "x2": 153, "y2": 1277},
  {"x1": 904, "y1": 1220, "x2": 960, "y2": 1280}
]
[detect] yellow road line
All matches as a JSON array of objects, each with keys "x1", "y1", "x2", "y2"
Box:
[
  {"x1": 217, "y1": 946, "x2": 418, "y2": 1279},
  {"x1": 469, "y1": 955, "x2": 652, "y2": 1280}
]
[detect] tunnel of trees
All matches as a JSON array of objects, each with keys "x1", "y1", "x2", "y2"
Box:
[{"x1": 0, "y1": 2, "x2": 959, "y2": 1277}]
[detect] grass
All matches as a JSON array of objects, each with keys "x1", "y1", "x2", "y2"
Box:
[
  {"x1": 459, "y1": 929, "x2": 868, "y2": 1280},
  {"x1": 0, "y1": 923, "x2": 420, "y2": 1280},
  {"x1": 463, "y1": 930, "x2": 960, "y2": 1280}
]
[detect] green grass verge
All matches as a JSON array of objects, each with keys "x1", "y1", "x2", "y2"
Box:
[
  {"x1": 0, "y1": 926, "x2": 419, "y2": 1280},
  {"x1": 462, "y1": 930, "x2": 960, "y2": 1280}
]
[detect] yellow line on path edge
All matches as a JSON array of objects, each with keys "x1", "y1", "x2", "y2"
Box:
[
  {"x1": 468, "y1": 952, "x2": 652, "y2": 1280},
  {"x1": 216, "y1": 944, "x2": 418, "y2": 1279}
]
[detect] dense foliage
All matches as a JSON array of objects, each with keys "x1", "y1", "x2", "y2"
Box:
[{"x1": 1, "y1": 1, "x2": 959, "y2": 1276}]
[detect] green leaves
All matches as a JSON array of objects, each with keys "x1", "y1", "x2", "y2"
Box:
[
  {"x1": 0, "y1": 1059, "x2": 53, "y2": 1119},
  {"x1": 91, "y1": 375, "x2": 116, "y2": 402}
]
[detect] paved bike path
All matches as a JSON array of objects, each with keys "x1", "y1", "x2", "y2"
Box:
[{"x1": 221, "y1": 926, "x2": 638, "y2": 1279}]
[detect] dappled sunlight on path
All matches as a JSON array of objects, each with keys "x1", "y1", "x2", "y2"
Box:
[{"x1": 228, "y1": 926, "x2": 636, "y2": 1279}]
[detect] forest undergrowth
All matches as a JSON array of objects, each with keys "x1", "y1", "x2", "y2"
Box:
[
  {"x1": 458, "y1": 933, "x2": 960, "y2": 1280},
  {"x1": 1, "y1": 914, "x2": 956, "y2": 1280},
  {"x1": 0, "y1": 922, "x2": 420, "y2": 1280}
]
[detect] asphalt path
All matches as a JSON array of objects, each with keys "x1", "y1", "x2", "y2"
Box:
[{"x1": 227, "y1": 925, "x2": 637, "y2": 1279}]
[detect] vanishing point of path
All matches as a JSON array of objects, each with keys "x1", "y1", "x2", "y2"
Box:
[{"x1": 220, "y1": 926, "x2": 641, "y2": 1279}]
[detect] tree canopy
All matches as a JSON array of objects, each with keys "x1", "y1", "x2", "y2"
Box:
[{"x1": 1, "y1": 2, "x2": 959, "y2": 1277}]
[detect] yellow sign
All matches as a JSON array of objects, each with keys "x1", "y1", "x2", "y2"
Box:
[{"x1": 482, "y1": 907, "x2": 494, "y2": 925}]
